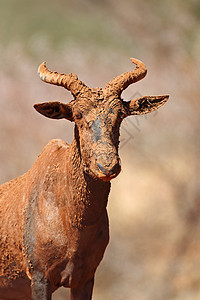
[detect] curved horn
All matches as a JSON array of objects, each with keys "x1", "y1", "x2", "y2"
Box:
[
  {"x1": 38, "y1": 62, "x2": 90, "y2": 98},
  {"x1": 104, "y1": 58, "x2": 147, "y2": 96}
]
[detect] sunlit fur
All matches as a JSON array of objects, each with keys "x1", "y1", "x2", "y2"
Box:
[{"x1": 0, "y1": 59, "x2": 169, "y2": 299}]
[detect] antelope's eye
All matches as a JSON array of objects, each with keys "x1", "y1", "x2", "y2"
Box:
[
  {"x1": 118, "y1": 111, "x2": 124, "y2": 118},
  {"x1": 87, "y1": 120, "x2": 93, "y2": 127},
  {"x1": 75, "y1": 112, "x2": 82, "y2": 120}
]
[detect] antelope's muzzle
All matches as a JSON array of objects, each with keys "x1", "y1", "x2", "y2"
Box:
[{"x1": 97, "y1": 161, "x2": 121, "y2": 181}]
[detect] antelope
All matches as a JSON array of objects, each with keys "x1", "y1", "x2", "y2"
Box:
[{"x1": 0, "y1": 58, "x2": 169, "y2": 299}]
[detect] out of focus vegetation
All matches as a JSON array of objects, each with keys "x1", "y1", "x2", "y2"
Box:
[{"x1": 0, "y1": 0, "x2": 199, "y2": 299}]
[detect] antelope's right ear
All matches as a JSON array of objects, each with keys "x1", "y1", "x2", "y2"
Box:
[{"x1": 34, "y1": 101, "x2": 73, "y2": 121}]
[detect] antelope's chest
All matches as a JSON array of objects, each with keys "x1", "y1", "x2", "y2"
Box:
[
  {"x1": 48, "y1": 212, "x2": 109, "y2": 289},
  {"x1": 23, "y1": 177, "x2": 109, "y2": 289}
]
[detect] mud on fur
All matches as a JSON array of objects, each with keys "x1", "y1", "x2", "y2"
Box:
[{"x1": 0, "y1": 58, "x2": 169, "y2": 299}]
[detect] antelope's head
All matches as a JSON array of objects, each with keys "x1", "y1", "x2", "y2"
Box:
[{"x1": 34, "y1": 58, "x2": 169, "y2": 181}]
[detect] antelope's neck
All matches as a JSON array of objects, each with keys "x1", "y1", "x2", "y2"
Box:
[{"x1": 67, "y1": 137, "x2": 111, "y2": 228}]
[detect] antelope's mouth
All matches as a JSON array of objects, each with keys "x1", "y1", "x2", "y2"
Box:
[{"x1": 97, "y1": 172, "x2": 120, "y2": 181}]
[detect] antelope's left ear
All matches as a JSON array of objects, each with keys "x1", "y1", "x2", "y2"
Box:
[
  {"x1": 126, "y1": 95, "x2": 169, "y2": 115},
  {"x1": 34, "y1": 101, "x2": 73, "y2": 121}
]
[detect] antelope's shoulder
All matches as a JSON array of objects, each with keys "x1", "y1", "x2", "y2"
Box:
[
  {"x1": 43, "y1": 138, "x2": 69, "y2": 152},
  {"x1": 37, "y1": 139, "x2": 69, "y2": 160},
  {"x1": 27, "y1": 139, "x2": 70, "y2": 181}
]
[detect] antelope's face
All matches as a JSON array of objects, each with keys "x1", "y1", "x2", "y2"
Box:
[
  {"x1": 34, "y1": 59, "x2": 169, "y2": 181},
  {"x1": 71, "y1": 93, "x2": 127, "y2": 181}
]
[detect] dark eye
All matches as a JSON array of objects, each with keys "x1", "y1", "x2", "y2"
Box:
[
  {"x1": 75, "y1": 112, "x2": 82, "y2": 120},
  {"x1": 87, "y1": 120, "x2": 93, "y2": 128},
  {"x1": 118, "y1": 111, "x2": 124, "y2": 118}
]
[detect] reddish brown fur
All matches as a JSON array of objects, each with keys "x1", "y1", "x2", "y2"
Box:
[{"x1": 0, "y1": 59, "x2": 169, "y2": 299}]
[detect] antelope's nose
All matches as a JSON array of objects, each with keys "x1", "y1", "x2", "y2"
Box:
[{"x1": 97, "y1": 161, "x2": 121, "y2": 178}]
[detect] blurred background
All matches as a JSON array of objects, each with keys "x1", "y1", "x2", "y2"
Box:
[{"x1": 0, "y1": 0, "x2": 199, "y2": 299}]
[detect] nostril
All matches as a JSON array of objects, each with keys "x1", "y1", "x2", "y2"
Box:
[
  {"x1": 97, "y1": 163, "x2": 110, "y2": 176},
  {"x1": 97, "y1": 162, "x2": 121, "y2": 176}
]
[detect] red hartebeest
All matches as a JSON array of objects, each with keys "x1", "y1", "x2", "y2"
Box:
[{"x1": 0, "y1": 58, "x2": 169, "y2": 299}]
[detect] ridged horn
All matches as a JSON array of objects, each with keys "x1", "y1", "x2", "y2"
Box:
[
  {"x1": 104, "y1": 58, "x2": 147, "y2": 96},
  {"x1": 38, "y1": 62, "x2": 90, "y2": 97}
]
